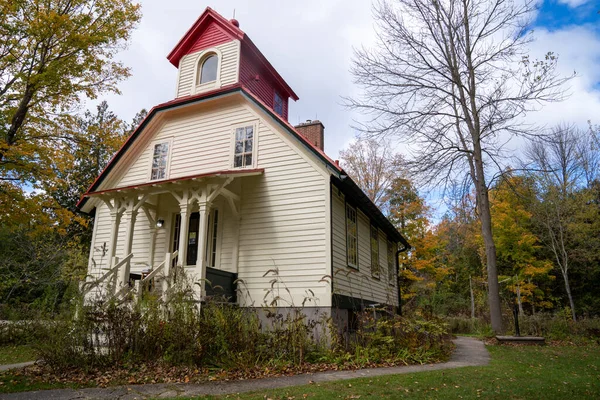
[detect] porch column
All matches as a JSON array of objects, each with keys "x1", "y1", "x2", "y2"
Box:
[
  {"x1": 231, "y1": 214, "x2": 241, "y2": 274},
  {"x1": 117, "y1": 205, "x2": 138, "y2": 289},
  {"x1": 176, "y1": 193, "x2": 190, "y2": 268},
  {"x1": 195, "y1": 201, "x2": 210, "y2": 300},
  {"x1": 148, "y1": 229, "x2": 158, "y2": 267},
  {"x1": 142, "y1": 205, "x2": 158, "y2": 268},
  {"x1": 102, "y1": 198, "x2": 125, "y2": 292},
  {"x1": 107, "y1": 210, "x2": 122, "y2": 267},
  {"x1": 227, "y1": 197, "x2": 241, "y2": 275}
]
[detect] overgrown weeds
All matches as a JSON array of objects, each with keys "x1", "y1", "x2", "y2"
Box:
[
  {"x1": 333, "y1": 310, "x2": 453, "y2": 366},
  {"x1": 22, "y1": 291, "x2": 451, "y2": 375}
]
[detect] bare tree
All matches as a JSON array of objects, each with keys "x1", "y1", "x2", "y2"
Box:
[
  {"x1": 347, "y1": 0, "x2": 571, "y2": 333},
  {"x1": 578, "y1": 123, "x2": 600, "y2": 187},
  {"x1": 526, "y1": 124, "x2": 591, "y2": 321},
  {"x1": 339, "y1": 137, "x2": 405, "y2": 210},
  {"x1": 527, "y1": 123, "x2": 582, "y2": 195}
]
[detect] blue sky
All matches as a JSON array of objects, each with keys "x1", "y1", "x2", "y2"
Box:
[{"x1": 534, "y1": 0, "x2": 599, "y2": 31}]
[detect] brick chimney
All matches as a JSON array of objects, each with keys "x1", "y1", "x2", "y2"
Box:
[{"x1": 294, "y1": 120, "x2": 325, "y2": 151}]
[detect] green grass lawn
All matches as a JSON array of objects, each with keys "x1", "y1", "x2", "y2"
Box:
[
  {"x1": 0, "y1": 346, "x2": 36, "y2": 365},
  {"x1": 189, "y1": 344, "x2": 600, "y2": 400}
]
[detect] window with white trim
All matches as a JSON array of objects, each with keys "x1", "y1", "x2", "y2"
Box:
[
  {"x1": 150, "y1": 142, "x2": 170, "y2": 180},
  {"x1": 198, "y1": 54, "x2": 218, "y2": 84},
  {"x1": 233, "y1": 125, "x2": 255, "y2": 168},
  {"x1": 371, "y1": 225, "x2": 380, "y2": 279},
  {"x1": 388, "y1": 240, "x2": 396, "y2": 285},
  {"x1": 346, "y1": 204, "x2": 358, "y2": 268}
]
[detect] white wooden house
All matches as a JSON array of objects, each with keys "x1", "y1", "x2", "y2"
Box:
[{"x1": 77, "y1": 7, "x2": 410, "y2": 329}]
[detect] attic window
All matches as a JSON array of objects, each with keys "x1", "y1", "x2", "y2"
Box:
[
  {"x1": 150, "y1": 142, "x2": 170, "y2": 180},
  {"x1": 199, "y1": 54, "x2": 218, "y2": 84},
  {"x1": 273, "y1": 92, "x2": 283, "y2": 116},
  {"x1": 233, "y1": 125, "x2": 255, "y2": 168}
]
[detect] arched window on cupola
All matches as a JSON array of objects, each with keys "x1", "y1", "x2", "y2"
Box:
[{"x1": 198, "y1": 53, "x2": 218, "y2": 84}]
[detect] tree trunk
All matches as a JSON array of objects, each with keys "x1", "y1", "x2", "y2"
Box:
[
  {"x1": 469, "y1": 275, "x2": 475, "y2": 319},
  {"x1": 562, "y1": 271, "x2": 576, "y2": 321},
  {"x1": 473, "y1": 148, "x2": 503, "y2": 334}
]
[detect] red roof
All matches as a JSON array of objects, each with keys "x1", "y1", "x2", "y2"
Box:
[{"x1": 167, "y1": 7, "x2": 298, "y2": 101}]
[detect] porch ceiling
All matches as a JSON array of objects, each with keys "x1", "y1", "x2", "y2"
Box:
[{"x1": 80, "y1": 168, "x2": 263, "y2": 213}]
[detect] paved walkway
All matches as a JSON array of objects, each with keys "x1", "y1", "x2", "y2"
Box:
[
  {"x1": 0, "y1": 362, "x2": 36, "y2": 372},
  {"x1": 0, "y1": 337, "x2": 489, "y2": 400}
]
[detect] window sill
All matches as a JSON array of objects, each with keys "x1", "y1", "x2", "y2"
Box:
[
  {"x1": 347, "y1": 264, "x2": 359, "y2": 270},
  {"x1": 193, "y1": 80, "x2": 220, "y2": 95}
]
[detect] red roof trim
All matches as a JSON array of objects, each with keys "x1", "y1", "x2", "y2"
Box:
[
  {"x1": 241, "y1": 38, "x2": 299, "y2": 101},
  {"x1": 84, "y1": 169, "x2": 264, "y2": 197},
  {"x1": 167, "y1": 7, "x2": 243, "y2": 67}
]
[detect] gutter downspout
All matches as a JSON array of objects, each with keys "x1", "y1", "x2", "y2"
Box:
[{"x1": 396, "y1": 244, "x2": 410, "y2": 316}]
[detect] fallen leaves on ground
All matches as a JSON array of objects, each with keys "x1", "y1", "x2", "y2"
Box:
[{"x1": 0, "y1": 357, "x2": 442, "y2": 389}]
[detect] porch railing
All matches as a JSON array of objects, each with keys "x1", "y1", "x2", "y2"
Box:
[
  {"x1": 81, "y1": 253, "x2": 134, "y2": 298},
  {"x1": 118, "y1": 251, "x2": 179, "y2": 303}
]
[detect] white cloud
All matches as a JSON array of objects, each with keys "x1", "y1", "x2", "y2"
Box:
[
  {"x1": 557, "y1": 0, "x2": 591, "y2": 7},
  {"x1": 524, "y1": 24, "x2": 600, "y2": 128}
]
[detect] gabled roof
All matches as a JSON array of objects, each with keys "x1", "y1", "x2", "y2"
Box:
[
  {"x1": 76, "y1": 84, "x2": 407, "y2": 245},
  {"x1": 167, "y1": 7, "x2": 299, "y2": 101}
]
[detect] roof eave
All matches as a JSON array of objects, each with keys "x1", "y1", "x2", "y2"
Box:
[{"x1": 331, "y1": 174, "x2": 410, "y2": 248}]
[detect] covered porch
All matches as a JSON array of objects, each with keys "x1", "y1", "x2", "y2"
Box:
[{"x1": 81, "y1": 169, "x2": 263, "y2": 304}]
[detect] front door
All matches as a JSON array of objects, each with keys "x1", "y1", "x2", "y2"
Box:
[
  {"x1": 172, "y1": 210, "x2": 220, "y2": 267},
  {"x1": 186, "y1": 212, "x2": 200, "y2": 266},
  {"x1": 171, "y1": 212, "x2": 200, "y2": 266}
]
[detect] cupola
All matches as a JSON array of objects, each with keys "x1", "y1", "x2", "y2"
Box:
[{"x1": 167, "y1": 7, "x2": 298, "y2": 121}]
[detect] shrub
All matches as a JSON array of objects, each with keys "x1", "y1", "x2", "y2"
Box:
[
  {"x1": 446, "y1": 316, "x2": 493, "y2": 337},
  {"x1": 33, "y1": 281, "x2": 454, "y2": 373},
  {"x1": 336, "y1": 309, "x2": 453, "y2": 365}
]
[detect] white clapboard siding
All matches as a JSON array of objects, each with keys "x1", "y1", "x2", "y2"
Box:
[
  {"x1": 210, "y1": 197, "x2": 234, "y2": 272},
  {"x1": 118, "y1": 103, "x2": 255, "y2": 187},
  {"x1": 87, "y1": 203, "x2": 112, "y2": 277},
  {"x1": 237, "y1": 122, "x2": 330, "y2": 307},
  {"x1": 331, "y1": 184, "x2": 398, "y2": 307},
  {"x1": 177, "y1": 40, "x2": 240, "y2": 98}
]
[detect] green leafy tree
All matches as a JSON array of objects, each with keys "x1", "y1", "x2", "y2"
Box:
[{"x1": 0, "y1": 0, "x2": 141, "y2": 183}]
